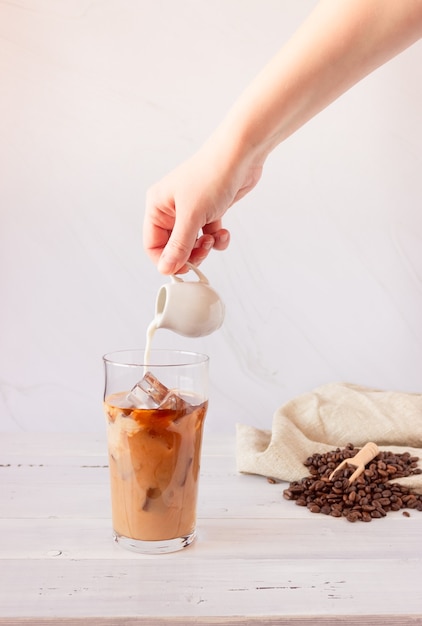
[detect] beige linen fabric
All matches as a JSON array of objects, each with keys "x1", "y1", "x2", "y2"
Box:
[{"x1": 236, "y1": 383, "x2": 422, "y2": 493}]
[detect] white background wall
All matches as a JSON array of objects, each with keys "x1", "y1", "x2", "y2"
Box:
[{"x1": 1, "y1": 0, "x2": 421, "y2": 434}]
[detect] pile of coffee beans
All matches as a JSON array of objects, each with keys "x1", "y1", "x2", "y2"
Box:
[{"x1": 282, "y1": 443, "x2": 422, "y2": 522}]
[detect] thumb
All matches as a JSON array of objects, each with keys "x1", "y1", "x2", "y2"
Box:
[{"x1": 157, "y1": 222, "x2": 199, "y2": 275}]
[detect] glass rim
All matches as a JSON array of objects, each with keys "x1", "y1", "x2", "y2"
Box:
[{"x1": 102, "y1": 348, "x2": 209, "y2": 368}]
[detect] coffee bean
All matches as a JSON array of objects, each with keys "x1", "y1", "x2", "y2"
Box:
[
  {"x1": 308, "y1": 504, "x2": 321, "y2": 514},
  {"x1": 282, "y1": 445, "x2": 422, "y2": 523}
]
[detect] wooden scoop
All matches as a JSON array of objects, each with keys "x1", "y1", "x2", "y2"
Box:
[{"x1": 328, "y1": 442, "x2": 379, "y2": 483}]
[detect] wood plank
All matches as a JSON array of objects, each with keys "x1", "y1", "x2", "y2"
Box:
[
  {"x1": 0, "y1": 452, "x2": 297, "y2": 520},
  {"x1": 0, "y1": 517, "x2": 421, "y2": 560},
  {"x1": 1, "y1": 617, "x2": 422, "y2": 626},
  {"x1": 2, "y1": 460, "x2": 422, "y2": 522},
  {"x1": 0, "y1": 558, "x2": 421, "y2": 619}
]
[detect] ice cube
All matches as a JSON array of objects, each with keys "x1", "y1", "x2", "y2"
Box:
[
  {"x1": 127, "y1": 371, "x2": 188, "y2": 411},
  {"x1": 126, "y1": 384, "x2": 157, "y2": 409},
  {"x1": 158, "y1": 390, "x2": 188, "y2": 411}
]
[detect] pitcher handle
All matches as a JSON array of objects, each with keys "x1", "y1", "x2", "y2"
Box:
[{"x1": 171, "y1": 262, "x2": 209, "y2": 285}]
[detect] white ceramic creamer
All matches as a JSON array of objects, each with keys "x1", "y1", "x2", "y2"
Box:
[
  {"x1": 144, "y1": 263, "x2": 225, "y2": 366},
  {"x1": 152, "y1": 263, "x2": 225, "y2": 338}
]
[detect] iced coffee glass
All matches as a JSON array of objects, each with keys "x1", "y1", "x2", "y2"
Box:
[{"x1": 102, "y1": 349, "x2": 209, "y2": 554}]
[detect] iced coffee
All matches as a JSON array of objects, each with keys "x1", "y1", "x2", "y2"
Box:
[{"x1": 102, "y1": 351, "x2": 209, "y2": 553}]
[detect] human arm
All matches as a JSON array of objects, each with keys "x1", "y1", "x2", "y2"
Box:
[{"x1": 144, "y1": 0, "x2": 422, "y2": 275}]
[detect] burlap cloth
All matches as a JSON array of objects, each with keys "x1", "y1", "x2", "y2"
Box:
[{"x1": 236, "y1": 383, "x2": 422, "y2": 494}]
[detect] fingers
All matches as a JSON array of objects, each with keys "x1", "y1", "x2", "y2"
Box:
[
  {"x1": 210, "y1": 228, "x2": 230, "y2": 251},
  {"x1": 157, "y1": 231, "x2": 198, "y2": 275},
  {"x1": 188, "y1": 229, "x2": 230, "y2": 267},
  {"x1": 157, "y1": 228, "x2": 231, "y2": 275},
  {"x1": 142, "y1": 213, "x2": 170, "y2": 267}
]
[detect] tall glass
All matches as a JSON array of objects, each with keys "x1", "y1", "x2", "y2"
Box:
[{"x1": 102, "y1": 349, "x2": 209, "y2": 554}]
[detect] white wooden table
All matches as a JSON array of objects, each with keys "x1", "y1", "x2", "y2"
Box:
[{"x1": 1, "y1": 432, "x2": 422, "y2": 625}]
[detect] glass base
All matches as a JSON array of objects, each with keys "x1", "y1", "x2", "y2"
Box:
[{"x1": 113, "y1": 530, "x2": 196, "y2": 554}]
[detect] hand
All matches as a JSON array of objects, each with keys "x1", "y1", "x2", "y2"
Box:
[
  {"x1": 143, "y1": 0, "x2": 422, "y2": 276},
  {"x1": 143, "y1": 141, "x2": 263, "y2": 275}
]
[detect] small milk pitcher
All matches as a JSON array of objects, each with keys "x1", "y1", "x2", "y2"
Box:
[{"x1": 153, "y1": 263, "x2": 225, "y2": 337}]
